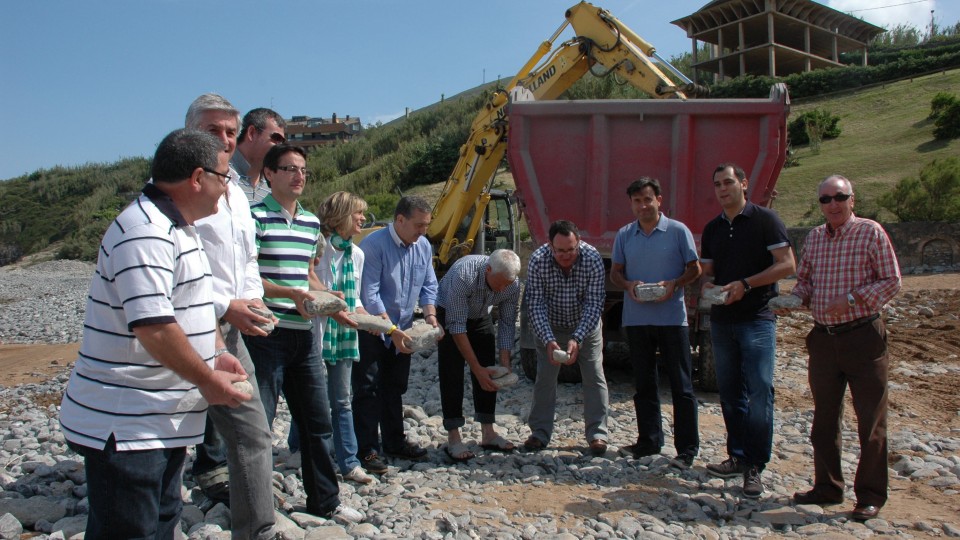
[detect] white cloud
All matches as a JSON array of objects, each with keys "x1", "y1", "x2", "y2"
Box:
[{"x1": 827, "y1": 0, "x2": 936, "y2": 31}]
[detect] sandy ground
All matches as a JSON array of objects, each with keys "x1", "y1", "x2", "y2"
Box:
[{"x1": 1, "y1": 273, "x2": 957, "y2": 535}]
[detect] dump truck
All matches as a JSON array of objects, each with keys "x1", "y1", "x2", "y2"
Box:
[
  {"x1": 381, "y1": 1, "x2": 790, "y2": 389},
  {"x1": 507, "y1": 85, "x2": 791, "y2": 388}
]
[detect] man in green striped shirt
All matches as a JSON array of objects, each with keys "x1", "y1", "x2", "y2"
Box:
[{"x1": 245, "y1": 144, "x2": 362, "y2": 524}]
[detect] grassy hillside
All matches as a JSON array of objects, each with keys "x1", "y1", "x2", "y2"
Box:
[{"x1": 774, "y1": 69, "x2": 960, "y2": 225}]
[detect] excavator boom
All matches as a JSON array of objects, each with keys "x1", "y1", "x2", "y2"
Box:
[{"x1": 427, "y1": 1, "x2": 701, "y2": 269}]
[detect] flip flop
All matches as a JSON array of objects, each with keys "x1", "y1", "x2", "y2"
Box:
[
  {"x1": 444, "y1": 442, "x2": 474, "y2": 463},
  {"x1": 480, "y1": 434, "x2": 516, "y2": 453}
]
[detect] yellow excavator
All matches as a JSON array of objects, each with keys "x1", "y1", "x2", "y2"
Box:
[{"x1": 425, "y1": 1, "x2": 707, "y2": 272}]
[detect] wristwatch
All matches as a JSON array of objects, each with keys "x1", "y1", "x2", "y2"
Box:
[
  {"x1": 740, "y1": 278, "x2": 752, "y2": 292},
  {"x1": 846, "y1": 293, "x2": 856, "y2": 308}
]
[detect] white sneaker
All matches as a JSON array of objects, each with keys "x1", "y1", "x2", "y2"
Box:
[
  {"x1": 343, "y1": 466, "x2": 375, "y2": 484},
  {"x1": 331, "y1": 503, "x2": 364, "y2": 525}
]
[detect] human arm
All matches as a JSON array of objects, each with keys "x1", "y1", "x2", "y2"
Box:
[
  {"x1": 610, "y1": 262, "x2": 643, "y2": 303},
  {"x1": 451, "y1": 332, "x2": 498, "y2": 392},
  {"x1": 721, "y1": 245, "x2": 796, "y2": 305}
]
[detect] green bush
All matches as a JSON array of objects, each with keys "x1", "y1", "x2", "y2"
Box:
[
  {"x1": 929, "y1": 92, "x2": 958, "y2": 119},
  {"x1": 933, "y1": 101, "x2": 960, "y2": 139},
  {"x1": 788, "y1": 109, "x2": 841, "y2": 146},
  {"x1": 879, "y1": 157, "x2": 960, "y2": 221}
]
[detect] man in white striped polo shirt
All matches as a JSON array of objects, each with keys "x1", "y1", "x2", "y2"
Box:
[
  {"x1": 245, "y1": 144, "x2": 363, "y2": 524},
  {"x1": 59, "y1": 129, "x2": 252, "y2": 539}
]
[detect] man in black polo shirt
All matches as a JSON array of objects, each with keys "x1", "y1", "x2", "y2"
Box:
[{"x1": 700, "y1": 163, "x2": 796, "y2": 499}]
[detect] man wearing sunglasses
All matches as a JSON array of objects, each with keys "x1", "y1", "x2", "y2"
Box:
[
  {"x1": 700, "y1": 163, "x2": 796, "y2": 499},
  {"x1": 776, "y1": 175, "x2": 900, "y2": 522},
  {"x1": 233, "y1": 108, "x2": 287, "y2": 204},
  {"x1": 187, "y1": 94, "x2": 279, "y2": 538}
]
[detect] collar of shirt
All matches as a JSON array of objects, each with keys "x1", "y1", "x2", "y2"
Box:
[
  {"x1": 720, "y1": 201, "x2": 756, "y2": 225},
  {"x1": 634, "y1": 213, "x2": 669, "y2": 236},
  {"x1": 142, "y1": 183, "x2": 187, "y2": 228},
  {"x1": 388, "y1": 222, "x2": 411, "y2": 248},
  {"x1": 826, "y1": 214, "x2": 858, "y2": 238},
  {"x1": 230, "y1": 151, "x2": 250, "y2": 180},
  {"x1": 262, "y1": 194, "x2": 303, "y2": 221}
]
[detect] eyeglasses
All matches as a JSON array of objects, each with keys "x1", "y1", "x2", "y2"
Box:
[
  {"x1": 276, "y1": 165, "x2": 312, "y2": 179},
  {"x1": 552, "y1": 246, "x2": 579, "y2": 255},
  {"x1": 202, "y1": 167, "x2": 231, "y2": 185},
  {"x1": 267, "y1": 132, "x2": 286, "y2": 144},
  {"x1": 818, "y1": 192, "x2": 851, "y2": 204}
]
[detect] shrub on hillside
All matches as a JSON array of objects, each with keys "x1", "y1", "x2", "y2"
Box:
[
  {"x1": 879, "y1": 157, "x2": 960, "y2": 222},
  {"x1": 788, "y1": 109, "x2": 841, "y2": 146},
  {"x1": 933, "y1": 102, "x2": 960, "y2": 139},
  {"x1": 929, "y1": 92, "x2": 958, "y2": 119}
]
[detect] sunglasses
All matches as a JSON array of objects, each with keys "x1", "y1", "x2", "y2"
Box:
[
  {"x1": 267, "y1": 132, "x2": 286, "y2": 144},
  {"x1": 818, "y1": 192, "x2": 851, "y2": 204}
]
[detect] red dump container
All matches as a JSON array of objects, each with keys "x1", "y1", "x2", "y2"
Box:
[{"x1": 507, "y1": 85, "x2": 790, "y2": 253}]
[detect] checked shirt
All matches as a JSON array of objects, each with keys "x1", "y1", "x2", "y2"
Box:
[
  {"x1": 526, "y1": 241, "x2": 605, "y2": 345},
  {"x1": 792, "y1": 215, "x2": 901, "y2": 325},
  {"x1": 436, "y1": 255, "x2": 520, "y2": 351}
]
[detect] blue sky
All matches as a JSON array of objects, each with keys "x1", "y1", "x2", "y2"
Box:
[{"x1": 0, "y1": 0, "x2": 953, "y2": 180}]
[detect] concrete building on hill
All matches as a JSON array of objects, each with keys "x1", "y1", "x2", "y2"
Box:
[
  {"x1": 285, "y1": 113, "x2": 363, "y2": 148},
  {"x1": 672, "y1": 0, "x2": 885, "y2": 83}
]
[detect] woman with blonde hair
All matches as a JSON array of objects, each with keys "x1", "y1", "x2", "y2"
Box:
[{"x1": 313, "y1": 191, "x2": 375, "y2": 484}]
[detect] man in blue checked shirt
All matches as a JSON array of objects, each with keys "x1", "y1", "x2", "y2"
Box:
[
  {"x1": 522, "y1": 220, "x2": 611, "y2": 456},
  {"x1": 436, "y1": 250, "x2": 522, "y2": 461}
]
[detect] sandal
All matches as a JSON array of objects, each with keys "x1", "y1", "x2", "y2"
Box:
[
  {"x1": 444, "y1": 442, "x2": 474, "y2": 463},
  {"x1": 480, "y1": 434, "x2": 516, "y2": 453}
]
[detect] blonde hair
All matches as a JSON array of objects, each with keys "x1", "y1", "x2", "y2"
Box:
[{"x1": 318, "y1": 191, "x2": 368, "y2": 237}]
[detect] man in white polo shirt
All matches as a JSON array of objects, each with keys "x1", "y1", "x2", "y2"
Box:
[{"x1": 59, "y1": 129, "x2": 251, "y2": 539}]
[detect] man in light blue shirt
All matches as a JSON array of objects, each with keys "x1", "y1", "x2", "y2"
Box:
[
  {"x1": 610, "y1": 178, "x2": 701, "y2": 468},
  {"x1": 354, "y1": 196, "x2": 440, "y2": 473}
]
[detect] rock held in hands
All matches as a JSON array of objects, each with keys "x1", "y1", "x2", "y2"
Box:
[{"x1": 303, "y1": 290, "x2": 348, "y2": 316}]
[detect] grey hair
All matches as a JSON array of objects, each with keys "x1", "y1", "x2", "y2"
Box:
[
  {"x1": 488, "y1": 249, "x2": 521, "y2": 281},
  {"x1": 395, "y1": 195, "x2": 432, "y2": 219},
  {"x1": 819, "y1": 174, "x2": 854, "y2": 194},
  {"x1": 185, "y1": 93, "x2": 241, "y2": 130},
  {"x1": 151, "y1": 129, "x2": 223, "y2": 184}
]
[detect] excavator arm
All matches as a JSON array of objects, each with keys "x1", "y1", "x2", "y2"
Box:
[{"x1": 428, "y1": 1, "x2": 706, "y2": 269}]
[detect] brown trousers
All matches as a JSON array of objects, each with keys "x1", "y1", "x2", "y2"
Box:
[{"x1": 805, "y1": 317, "x2": 889, "y2": 507}]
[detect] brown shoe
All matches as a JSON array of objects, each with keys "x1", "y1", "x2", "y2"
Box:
[
  {"x1": 522, "y1": 436, "x2": 546, "y2": 452},
  {"x1": 588, "y1": 439, "x2": 608, "y2": 456},
  {"x1": 851, "y1": 504, "x2": 880, "y2": 521}
]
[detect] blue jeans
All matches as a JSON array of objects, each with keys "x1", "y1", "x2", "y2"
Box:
[
  {"x1": 710, "y1": 319, "x2": 776, "y2": 468},
  {"x1": 326, "y1": 359, "x2": 362, "y2": 472},
  {"x1": 245, "y1": 326, "x2": 341, "y2": 516},
  {"x1": 624, "y1": 325, "x2": 699, "y2": 456},
  {"x1": 528, "y1": 322, "x2": 609, "y2": 445},
  {"x1": 70, "y1": 436, "x2": 185, "y2": 540}
]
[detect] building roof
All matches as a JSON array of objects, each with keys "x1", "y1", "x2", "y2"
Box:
[{"x1": 673, "y1": 0, "x2": 886, "y2": 45}]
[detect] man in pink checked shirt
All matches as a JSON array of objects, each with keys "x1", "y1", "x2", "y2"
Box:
[{"x1": 776, "y1": 174, "x2": 901, "y2": 522}]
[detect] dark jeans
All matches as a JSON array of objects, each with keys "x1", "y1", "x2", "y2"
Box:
[
  {"x1": 353, "y1": 331, "x2": 412, "y2": 456},
  {"x1": 806, "y1": 317, "x2": 889, "y2": 507},
  {"x1": 711, "y1": 319, "x2": 777, "y2": 469},
  {"x1": 245, "y1": 326, "x2": 341, "y2": 516},
  {"x1": 624, "y1": 325, "x2": 699, "y2": 456},
  {"x1": 437, "y1": 309, "x2": 498, "y2": 430},
  {"x1": 70, "y1": 436, "x2": 185, "y2": 540}
]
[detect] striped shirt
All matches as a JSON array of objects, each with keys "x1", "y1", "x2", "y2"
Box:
[
  {"x1": 251, "y1": 194, "x2": 321, "y2": 330},
  {"x1": 230, "y1": 151, "x2": 272, "y2": 204},
  {"x1": 525, "y1": 241, "x2": 605, "y2": 345},
  {"x1": 436, "y1": 255, "x2": 520, "y2": 351},
  {"x1": 792, "y1": 215, "x2": 901, "y2": 325},
  {"x1": 59, "y1": 184, "x2": 216, "y2": 451}
]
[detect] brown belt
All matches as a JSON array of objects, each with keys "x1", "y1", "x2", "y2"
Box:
[{"x1": 814, "y1": 314, "x2": 879, "y2": 336}]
